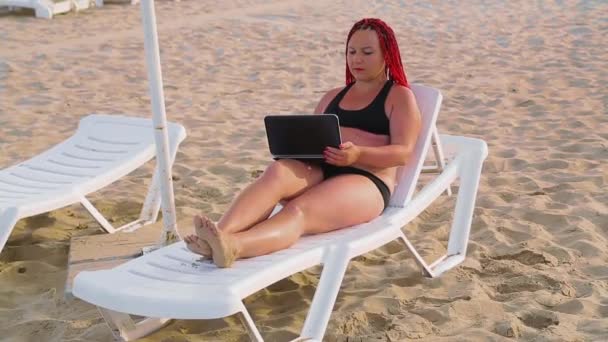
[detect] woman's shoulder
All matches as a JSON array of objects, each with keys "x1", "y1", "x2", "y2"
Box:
[
  {"x1": 323, "y1": 86, "x2": 346, "y2": 99},
  {"x1": 314, "y1": 86, "x2": 347, "y2": 114},
  {"x1": 387, "y1": 83, "x2": 417, "y2": 104},
  {"x1": 389, "y1": 83, "x2": 415, "y2": 97}
]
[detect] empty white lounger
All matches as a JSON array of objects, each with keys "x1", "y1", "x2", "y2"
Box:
[
  {"x1": 0, "y1": 0, "x2": 92, "y2": 19},
  {"x1": 0, "y1": 114, "x2": 187, "y2": 253},
  {"x1": 95, "y1": 0, "x2": 140, "y2": 7}
]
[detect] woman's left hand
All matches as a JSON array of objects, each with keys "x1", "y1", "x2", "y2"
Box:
[{"x1": 324, "y1": 141, "x2": 361, "y2": 166}]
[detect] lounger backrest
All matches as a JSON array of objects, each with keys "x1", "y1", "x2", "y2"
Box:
[
  {"x1": 389, "y1": 84, "x2": 443, "y2": 207},
  {"x1": 0, "y1": 114, "x2": 186, "y2": 209}
]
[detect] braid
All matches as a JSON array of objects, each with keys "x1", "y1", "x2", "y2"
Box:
[{"x1": 345, "y1": 18, "x2": 409, "y2": 87}]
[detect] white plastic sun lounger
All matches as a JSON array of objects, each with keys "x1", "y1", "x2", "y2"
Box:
[
  {"x1": 72, "y1": 85, "x2": 488, "y2": 341},
  {"x1": 95, "y1": 0, "x2": 140, "y2": 7},
  {"x1": 0, "y1": 114, "x2": 186, "y2": 253},
  {"x1": 0, "y1": 0, "x2": 92, "y2": 18}
]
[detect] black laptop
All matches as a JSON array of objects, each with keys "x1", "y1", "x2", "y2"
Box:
[{"x1": 264, "y1": 114, "x2": 341, "y2": 160}]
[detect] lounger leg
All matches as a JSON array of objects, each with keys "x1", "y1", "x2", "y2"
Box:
[
  {"x1": 78, "y1": 157, "x2": 174, "y2": 234},
  {"x1": 79, "y1": 196, "x2": 119, "y2": 234},
  {"x1": 398, "y1": 232, "x2": 434, "y2": 277},
  {"x1": 236, "y1": 306, "x2": 264, "y2": 342},
  {"x1": 0, "y1": 208, "x2": 19, "y2": 253},
  {"x1": 135, "y1": 167, "x2": 162, "y2": 230},
  {"x1": 31, "y1": 3, "x2": 53, "y2": 18},
  {"x1": 299, "y1": 249, "x2": 350, "y2": 341},
  {"x1": 405, "y1": 146, "x2": 486, "y2": 278},
  {"x1": 445, "y1": 151, "x2": 485, "y2": 260},
  {"x1": 431, "y1": 128, "x2": 452, "y2": 196},
  {"x1": 421, "y1": 128, "x2": 452, "y2": 195},
  {"x1": 79, "y1": 195, "x2": 155, "y2": 234},
  {"x1": 98, "y1": 308, "x2": 170, "y2": 341},
  {"x1": 131, "y1": 141, "x2": 181, "y2": 232},
  {"x1": 422, "y1": 128, "x2": 443, "y2": 172}
]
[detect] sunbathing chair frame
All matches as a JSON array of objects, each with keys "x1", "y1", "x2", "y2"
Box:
[
  {"x1": 72, "y1": 85, "x2": 488, "y2": 341},
  {"x1": 76, "y1": 136, "x2": 486, "y2": 342},
  {"x1": 0, "y1": 114, "x2": 186, "y2": 253}
]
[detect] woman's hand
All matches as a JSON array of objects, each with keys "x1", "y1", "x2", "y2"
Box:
[{"x1": 324, "y1": 142, "x2": 361, "y2": 166}]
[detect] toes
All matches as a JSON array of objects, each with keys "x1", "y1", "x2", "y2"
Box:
[
  {"x1": 184, "y1": 234, "x2": 200, "y2": 244},
  {"x1": 195, "y1": 216, "x2": 218, "y2": 237},
  {"x1": 193, "y1": 215, "x2": 204, "y2": 229},
  {"x1": 185, "y1": 238, "x2": 211, "y2": 257},
  {"x1": 206, "y1": 220, "x2": 219, "y2": 235},
  {"x1": 184, "y1": 240, "x2": 199, "y2": 253},
  {"x1": 191, "y1": 216, "x2": 237, "y2": 267},
  {"x1": 194, "y1": 239, "x2": 212, "y2": 256}
]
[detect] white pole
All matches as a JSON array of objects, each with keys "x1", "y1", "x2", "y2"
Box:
[{"x1": 140, "y1": 0, "x2": 179, "y2": 245}]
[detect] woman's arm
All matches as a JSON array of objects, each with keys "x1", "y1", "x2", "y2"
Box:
[
  {"x1": 313, "y1": 87, "x2": 343, "y2": 114},
  {"x1": 356, "y1": 86, "x2": 422, "y2": 168}
]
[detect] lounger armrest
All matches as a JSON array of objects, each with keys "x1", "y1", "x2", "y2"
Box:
[
  {"x1": 389, "y1": 135, "x2": 486, "y2": 218},
  {"x1": 387, "y1": 135, "x2": 487, "y2": 275}
]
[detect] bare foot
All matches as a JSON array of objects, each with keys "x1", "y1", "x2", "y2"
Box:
[
  {"x1": 194, "y1": 215, "x2": 239, "y2": 268},
  {"x1": 184, "y1": 234, "x2": 211, "y2": 258}
]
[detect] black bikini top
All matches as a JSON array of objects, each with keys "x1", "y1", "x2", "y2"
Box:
[{"x1": 323, "y1": 80, "x2": 393, "y2": 135}]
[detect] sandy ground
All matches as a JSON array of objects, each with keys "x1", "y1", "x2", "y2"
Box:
[{"x1": 0, "y1": 0, "x2": 607, "y2": 341}]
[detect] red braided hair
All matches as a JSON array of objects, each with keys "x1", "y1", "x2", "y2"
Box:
[{"x1": 345, "y1": 18, "x2": 409, "y2": 88}]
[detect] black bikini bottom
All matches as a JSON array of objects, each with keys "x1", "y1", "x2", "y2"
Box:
[{"x1": 320, "y1": 164, "x2": 391, "y2": 210}]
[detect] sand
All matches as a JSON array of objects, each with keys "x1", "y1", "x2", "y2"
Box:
[{"x1": 1, "y1": 0, "x2": 607, "y2": 341}]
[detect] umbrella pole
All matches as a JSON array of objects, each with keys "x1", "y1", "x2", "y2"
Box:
[{"x1": 140, "y1": 0, "x2": 179, "y2": 245}]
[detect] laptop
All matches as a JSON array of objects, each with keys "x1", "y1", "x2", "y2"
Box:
[{"x1": 264, "y1": 114, "x2": 341, "y2": 160}]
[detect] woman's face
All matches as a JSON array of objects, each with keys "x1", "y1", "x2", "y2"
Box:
[{"x1": 347, "y1": 29, "x2": 386, "y2": 82}]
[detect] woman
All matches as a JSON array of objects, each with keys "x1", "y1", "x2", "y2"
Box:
[{"x1": 184, "y1": 18, "x2": 422, "y2": 267}]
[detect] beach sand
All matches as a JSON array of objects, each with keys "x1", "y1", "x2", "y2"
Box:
[{"x1": 1, "y1": 0, "x2": 607, "y2": 341}]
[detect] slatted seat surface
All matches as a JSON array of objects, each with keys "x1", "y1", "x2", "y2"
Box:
[
  {"x1": 73, "y1": 135, "x2": 487, "y2": 323},
  {"x1": 0, "y1": 114, "x2": 186, "y2": 217},
  {"x1": 72, "y1": 223, "x2": 364, "y2": 319}
]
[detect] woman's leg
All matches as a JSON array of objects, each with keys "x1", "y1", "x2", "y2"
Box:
[
  {"x1": 197, "y1": 174, "x2": 385, "y2": 267},
  {"x1": 185, "y1": 159, "x2": 323, "y2": 256},
  {"x1": 217, "y1": 159, "x2": 324, "y2": 234}
]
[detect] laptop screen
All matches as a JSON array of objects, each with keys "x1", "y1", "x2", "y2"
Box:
[{"x1": 264, "y1": 114, "x2": 341, "y2": 157}]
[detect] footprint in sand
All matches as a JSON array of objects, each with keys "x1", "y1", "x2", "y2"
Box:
[
  {"x1": 494, "y1": 319, "x2": 522, "y2": 338},
  {"x1": 553, "y1": 299, "x2": 585, "y2": 315},
  {"x1": 497, "y1": 273, "x2": 575, "y2": 297},
  {"x1": 491, "y1": 249, "x2": 558, "y2": 267},
  {"x1": 519, "y1": 309, "x2": 559, "y2": 329}
]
